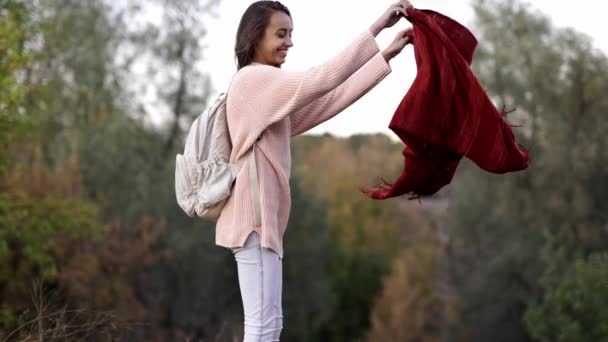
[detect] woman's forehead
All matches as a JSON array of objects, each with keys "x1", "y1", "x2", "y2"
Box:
[{"x1": 269, "y1": 11, "x2": 293, "y2": 30}]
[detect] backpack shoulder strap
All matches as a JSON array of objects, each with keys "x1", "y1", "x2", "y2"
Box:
[
  {"x1": 233, "y1": 144, "x2": 261, "y2": 228},
  {"x1": 227, "y1": 101, "x2": 261, "y2": 227},
  {"x1": 225, "y1": 76, "x2": 262, "y2": 228}
]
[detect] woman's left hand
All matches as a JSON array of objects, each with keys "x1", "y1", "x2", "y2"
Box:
[
  {"x1": 370, "y1": 1, "x2": 414, "y2": 36},
  {"x1": 382, "y1": 28, "x2": 414, "y2": 62}
]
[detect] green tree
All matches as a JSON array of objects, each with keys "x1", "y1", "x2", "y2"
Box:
[
  {"x1": 0, "y1": 0, "x2": 30, "y2": 172},
  {"x1": 122, "y1": 0, "x2": 219, "y2": 155},
  {"x1": 292, "y1": 134, "x2": 439, "y2": 341},
  {"x1": 525, "y1": 237, "x2": 608, "y2": 342},
  {"x1": 0, "y1": 1, "x2": 175, "y2": 339},
  {"x1": 366, "y1": 205, "x2": 456, "y2": 342},
  {"x1": 21, "y1": 0, "x2": 125, "y2": 164},
  {"x1": 281, "y1": 178, "x2": 334, "y2": 341},
  {"x1": 447, "y1": 0, "x2": 608, "y2": 341}
]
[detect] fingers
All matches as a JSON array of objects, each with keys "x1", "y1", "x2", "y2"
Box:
[
  {"x1": 399, "y1": 0, "x2": 413, "y2": 17},
  {"x1": 391, "y1": 4, "x2": 406, "y2": 18},
  {"x1": 387, "y1": 28, "x2": 413, "y2": 59},
  {"x1": 397, "y1": 28, "x2": 412, "y2": 37},
  {"x1": 398, "y1": 28, "x2": 414, "y2": 45},
  {"x1": 390, "y1": 1, "x2": 409, "y2": 18}
]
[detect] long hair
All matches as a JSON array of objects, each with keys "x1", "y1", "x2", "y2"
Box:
[{"x1": 235, "y1": 1, "x2": 291, "y2": 70}]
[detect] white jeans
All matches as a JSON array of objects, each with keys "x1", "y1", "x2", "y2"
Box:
[{"x1": 232, "y1": 231, "x2": 283, "y2": 341}]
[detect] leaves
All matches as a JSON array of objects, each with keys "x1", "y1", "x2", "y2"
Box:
[
  {"x1": 446, "y1": 0, "x2": 608, "y2": 340},
  {"x1": 525, "y1": 242, "x2": 608, "y2": 342}
]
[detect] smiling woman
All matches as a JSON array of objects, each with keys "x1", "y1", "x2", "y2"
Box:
[
  {"x1": 234, "y1": 1, "x2": 294, "y2": 69},
  {"x1": 217, "y1": 1, "x2": 414, "y2": 341},
  {"x1": 253, "y1": 12, "x2": 293, "y2": 67}
]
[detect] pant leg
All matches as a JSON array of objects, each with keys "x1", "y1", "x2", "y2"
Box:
[
  {"x1": 274, "y1": 260, "x2": 283, "y2": 341},
  {"x1": 233, "y1": 232, "x2": 283, "y2": 341}
]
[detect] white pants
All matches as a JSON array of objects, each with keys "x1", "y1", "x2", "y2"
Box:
[{"x1": 232, "y1": 231, "x2": 283, "y2": 341}]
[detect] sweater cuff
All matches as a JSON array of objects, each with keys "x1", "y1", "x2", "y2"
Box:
[
  {"x1": 359, "y1": 28, "x2": 382, "y2": 58},
  {"x1": 368, "y1": 51, "x2": 392, "y2": 77}
]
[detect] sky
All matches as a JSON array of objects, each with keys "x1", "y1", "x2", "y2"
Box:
[{"x1": 200, "y1": 0, "x2": 608, "y2": 138}]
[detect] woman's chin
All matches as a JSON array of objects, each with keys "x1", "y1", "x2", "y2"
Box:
[{"x1": 274, "y1": 57, "x2": 286, "y2": 67}]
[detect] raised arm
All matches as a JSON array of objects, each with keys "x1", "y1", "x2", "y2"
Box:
[
  {"x1": 290, "y1": 27, "x2": 413, "y2": 136},
  {"x1": 228, "y1": 1, "x2": 415, "y2": 155},
  {"x1": 228, "y1": 29, "x2": 381, "y2": 155}
]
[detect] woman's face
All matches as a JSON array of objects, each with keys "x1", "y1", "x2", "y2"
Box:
[{"x1": 254, "y1": 11, "x2": 293, "y2": 67}]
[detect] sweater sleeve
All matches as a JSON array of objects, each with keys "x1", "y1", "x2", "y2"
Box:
[
  {"x1": 228, "y1": 29, "x2": 381, "y2": 157},
  {"x1": 289, "y1": 52, "x2": 392, "y2": 136}
]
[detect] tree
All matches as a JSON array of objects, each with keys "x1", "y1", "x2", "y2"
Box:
[
  {"x1": 0, "y1": 1, "x2": 217, "y2": 339},
  {"x1": 366, "y1": 205, "x2": 457, "y2": 342},
  {"x1": 20, "y1": 0, "x2": 125, "y2": 165},
  {"x1": 525, "y1": 238, "x2": 608, "y2": 342},
  {"x1": 447, "y1": 0, "x2": 608, "y2": 340},
  {"x1": 0, "y1": 0, "x2": 31, "y2": 172},
  {"x1": 120, "y1": 0, "x2": 219, "y2": 155},
  {"x1": 291, "y1": 134, "x2": 447, "y2": 340}
]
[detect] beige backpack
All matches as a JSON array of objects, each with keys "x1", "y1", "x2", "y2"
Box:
[{"x1": 174, "y1": 93, "x2": 261, "y2": 226}]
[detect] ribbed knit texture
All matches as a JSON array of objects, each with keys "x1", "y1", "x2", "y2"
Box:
[{"x1": 216, "y1": 29, "x2": 391, "y2": 257}]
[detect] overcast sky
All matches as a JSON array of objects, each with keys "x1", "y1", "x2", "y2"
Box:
[{"x1": 195, "y1": 0, "x2": 607, "y2": 138}]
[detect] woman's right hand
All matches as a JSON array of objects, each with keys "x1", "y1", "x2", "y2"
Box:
[
  {"x1": 382, "y1": 28, "x2": 413, "y2": 62},
  {"x1": 370, "y1": 1, "x2": 414, "y2": 36}
]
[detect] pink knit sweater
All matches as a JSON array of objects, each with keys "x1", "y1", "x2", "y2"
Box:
[{"x1": 216, "y1": 29, "x2": 392, "y2": 257}]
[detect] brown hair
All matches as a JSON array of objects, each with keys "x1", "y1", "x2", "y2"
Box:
[{"x1": 234, "y1": 1, "x2": 291, "y2": 70}]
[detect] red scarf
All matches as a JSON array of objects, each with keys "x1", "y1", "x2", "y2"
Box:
[{"x1": 363, "y1": 9, "x2": 530, "y2": 199}]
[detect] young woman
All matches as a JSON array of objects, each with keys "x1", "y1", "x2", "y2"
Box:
[{"x1": 216, "y1": 1, "x2": 414, "y2": 340}]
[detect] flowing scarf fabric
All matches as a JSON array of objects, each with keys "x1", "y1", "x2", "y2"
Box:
[{"x1": 363, "y1": 9, "x2": 530, "y2": 199}]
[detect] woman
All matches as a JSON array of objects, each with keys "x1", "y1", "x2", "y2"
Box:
[{"x1": 216, "y1": 1, "x2": 414, "y2": 340}]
